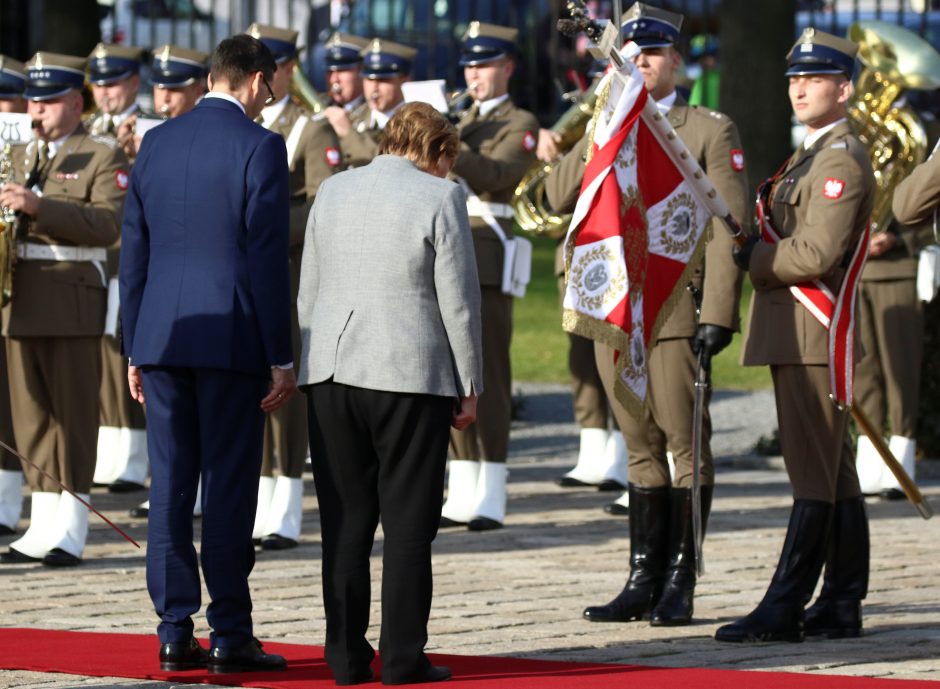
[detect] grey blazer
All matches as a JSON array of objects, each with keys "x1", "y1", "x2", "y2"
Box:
[{"x1": 297, "y1": 154, "x2": 483, "y2": 398}]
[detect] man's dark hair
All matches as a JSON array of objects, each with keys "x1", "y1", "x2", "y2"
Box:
[{"x1": 209, "y1": 35, "x2": 276, "y2": 90}]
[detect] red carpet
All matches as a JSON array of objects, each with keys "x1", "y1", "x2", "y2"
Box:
[{"x1": 1, "y1": 628, "x2": 936, "y2": 688}]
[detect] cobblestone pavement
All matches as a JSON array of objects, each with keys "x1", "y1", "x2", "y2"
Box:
[{"x1": 1, "y1": 385, "x2": 938, "y2": 688}]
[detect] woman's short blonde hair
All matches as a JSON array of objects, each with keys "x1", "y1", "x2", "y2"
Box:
[{"x1": 380, "y1": 101, "x2": 459, "y2": 172}]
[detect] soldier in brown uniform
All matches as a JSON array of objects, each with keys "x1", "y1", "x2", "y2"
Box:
[
  {"x1": 85, "y1": 44, "x2": 150, "y2": 495},
  {"x1": 324, "y1": 38, "x2": 414, "y2": 169},
  {"x1": 440, "y1": 22, "x2": 539, "y2": 532},
  {"x1": 126, "y1": 45, "x2": 209, "y2": 520},
  {"x1": 0, "y1": 56, "x2": 26, "y2": 536},
  {"x1": 0, "y1": 53, "x2": 128, "y2": 566},
  {"x1": 893, "y1": 144, "x2": 940, "y2": 223},
  {"x1": 322, "y1": 32, "x2": 369, "y2": 116},
  {"x1": 556, "y1": 5, "x2": 747, "y2": 627},
  {"x1": 717, "y1": 29, "x2": 875, "y2": 643},
  {"x1": 246, "y1": 23, "x2": 344, "y2": 550}
]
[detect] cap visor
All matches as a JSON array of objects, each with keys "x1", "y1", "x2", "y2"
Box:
[{"x1": 24, "y1": 84, "x2": 75, "y2": 101}]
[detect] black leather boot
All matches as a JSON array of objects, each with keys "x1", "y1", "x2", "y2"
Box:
[
  {"x1": 583, "y1": 485, "x2": 669, "y2": 622},
  {"x1": 650, "y1": 485, "x2": 713, "y2": 626},
  {"x1": 804, "y1": 496, "x2": 868, "y2": 638},
  {"x1": 715, "y1": 499, "x2": 833, "y2": 643}
]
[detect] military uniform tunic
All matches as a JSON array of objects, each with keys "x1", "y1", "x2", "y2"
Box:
[
  {"x1": 3, "y1": 127, "x2": 127, "y2": 493},
  {"x1": 741, "y1": 120, "x2": 875, "y2": 501},
  {"x1": 337, "y1": 101, "x2": 379, "y2": 169},
  {"x1": 260, "y1": 99, "x2": 343, "y2": 479},
  {"x1": 448, "y1": 97, "x2": 538, "y2": 464}
]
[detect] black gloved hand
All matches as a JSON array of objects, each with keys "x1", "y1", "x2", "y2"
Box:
[
  {"x1": 691, "y1": 324, "x2": 734, "y2": 360},
  {"x1": 731, "y1": 234, "x2": 759, "y2": 271}
]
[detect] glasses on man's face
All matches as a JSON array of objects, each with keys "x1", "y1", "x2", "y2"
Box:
[{"x1": 262, "y1": 76, "x2": 275, "y2": 106}]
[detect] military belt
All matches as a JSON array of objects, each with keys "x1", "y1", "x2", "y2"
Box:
[
  {"x1": 466, "y1": 198, "x2": 513, "y2": 219},
  {"x1": 16, "y1": 243, "x2": 107, "y2": 263}
]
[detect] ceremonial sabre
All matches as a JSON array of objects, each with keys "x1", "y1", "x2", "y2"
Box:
[
  {"x1": 691, "y1": 349, "x2": 708, "y2": 575},
  {"x1": 0, "y1": 440, "x2": 141, "y2": 548}
]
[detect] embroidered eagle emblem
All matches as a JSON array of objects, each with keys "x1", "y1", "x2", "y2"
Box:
[{"x1": 823, "y1": 178, "x2": 844, "y2": 199}]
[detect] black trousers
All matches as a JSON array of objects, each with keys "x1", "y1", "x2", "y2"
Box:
[{"x1": 307, "y1": 382, "x2": 452, "y2": 684}]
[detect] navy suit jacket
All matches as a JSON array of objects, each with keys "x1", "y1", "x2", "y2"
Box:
[{"x1": 120, "y1": 97, "x2": 293, "y2": 375}]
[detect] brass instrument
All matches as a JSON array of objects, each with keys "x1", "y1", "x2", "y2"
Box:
[
  {"x1": 0, "y1": 143, "x2": 16, "y2": 306},
  {"x1": 848, "y1": 20, "x2": 940, "y2": 233},
  {"x1": 447, "y1": 83, "x2": 477, "y2": 116},
  {"x1": 291, "y1": 63, "x2": 330, "y2": 114},
  {"x1": 512, "y1": 80, "x2": 600, "y2": 238}
]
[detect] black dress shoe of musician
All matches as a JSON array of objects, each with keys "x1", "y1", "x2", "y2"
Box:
[
  {"x1": 555, "y1": 476, "x2": 594, "y2": 488},
  {"x1": 0, "y1": 524, "x2": 15, "y2": 536},
  {"x1": 879, "y1": 488, "x2": 905, "y2": 501},
  {"x1": 438, "y1": 516, "x2": 466, "y2": 528},
  {"x1": 467, "y1": 517, "x2": 502, "y2": 531},
  {"x1": 383, "y1": 665, "x2": 451, "y2": 685},
  {"x1": 160, "y1": 637, "x2": 208, "y2": 671},
  {"x1": 597, "y1": 479, "x2": 627, "y2": 492},
  {"x1": 804, "y1": 599, "x2": 863, "y2": 639},
  {"x1": 129, "y1": 504, "x2": 149, "y2": 519},
  {"x1": 108, "y1": 480, "x2": 146, "y2": 494},
  {"x1": 0, "y1": 547, "x2": 41, "y2": 564},
  {"x1": 261, "y1": 533, "x2": 298, "y2": 551},
  {"x1": 42, "y1": 548, "x2": 81, "y2": 567},
  {"x1": 208, "y1": 638, "x2": 287, "y2": 673},
  {"x1": 603, "y1": 502, "x2": 630, "y2": 517}
]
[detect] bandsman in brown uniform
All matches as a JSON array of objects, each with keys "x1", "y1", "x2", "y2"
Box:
[
  {"x1": 440, "y1": 22, "x2": 539, "y2": 532},
  {"x1": 568, "y1": 4, "x2": 747, "y2": 626},
  {"x1": 127, "y1": 45, "x2": 209, "y2": 520},
  {"x1": 85, "y1": 44, "x2": 150, "y2": 495},
  {"x1": 324, "y1": 38, "x2": 414, "y2": 169},
  {"x1": 717, "y1": 30, "x2": 874, "y2": 643},
  {"x1": 0, "y1": 53, "x2": 128, "y2": 566},
  {"x1": 0, "y1": 56, "x2": 26, "y2": 536},
  {"x1": 322, "y1": 32, "x2": 369, "y2": 115},
  {"x1": 246, "y1": 23, "x2": 344, "y2": 550}
]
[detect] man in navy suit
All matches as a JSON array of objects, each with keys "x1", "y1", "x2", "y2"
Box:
[{"x1": 120, "y1": 35, "x2": 296, "y2": 674}]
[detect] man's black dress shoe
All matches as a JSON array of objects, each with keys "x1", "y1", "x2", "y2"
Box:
[
  {"x1": 383, "y1": 665, "x2": 451, "y2": 685},
  {"x1": 261, "y1": 533, "x2": 298, "y2": 551},
  {"x1": 438, "y1": 516, "x2": 465, "y2": 528},
  {"x1": 208, "y1": 638, "x2": 287, "y2": 673},
  {"x1": 597, "y1": 479, "x2": 627, "y2": 492},
  {"x1": 603, "y1": 502, "x2": 629, "y2": 516},
  {"x1": 109, "y1": 480, "x2": 146, "y2": 494},
  {"x1": 0, "y1": 524, "x2": 15, "y2": 536},
  {"x1": 160, "y1": 637, "x2": 208, "y2": 671},
  {"x1": 42, "y1": 548, "x2": 81, "y2": 567},
  {"x1": 1, "y1": 547, "x2": 41, "y2": 564},
  {"x1": 336, "y1": 667, "x2": 374, "y2": 685},
  {"x1": 555, "y1": 476, "x2": 593, "y2": 488},
  {"x1": 880, "y1": 488, "x2": 905, "y2": 501},
  {"x1": 129, "y1": 504, "x2": 149, "y2": 519},
  {"x1": 467, "y1": 517, "x2": 502, "y2": 531}
]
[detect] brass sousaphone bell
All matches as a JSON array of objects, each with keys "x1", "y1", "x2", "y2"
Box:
[{"x1": 849, "y1": 20, "x2": 940, "y2": 233}]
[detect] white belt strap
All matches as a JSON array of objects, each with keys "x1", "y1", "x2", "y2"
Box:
[
  {"x1": 284, "y1": 116, "x2": 309, "y2": 170},
  {"x1": 457, "y1": 178, "x2": 531, "y2": 298},
  {"x1": 465, "y1": 197, "x2": 514, "y2": 219},
  {"x1": 15, "y1": 243, "x2": 108, "y2": 286}
]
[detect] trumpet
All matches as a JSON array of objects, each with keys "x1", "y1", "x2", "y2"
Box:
[{"x1": 446, "y1": 82, "x2": 477, "y2": 118}]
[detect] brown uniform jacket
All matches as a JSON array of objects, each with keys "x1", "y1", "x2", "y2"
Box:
[
  {"x1": 544, "y1": 97, "x2": 749, "y2": 338},
  {"x1": 338, "y1": 102, "x2": 380, "y2": 169},
  {"x1": 741, "y1": 121, "x2": 875, "y2": 366},
  {"x1": 893, "y1": 144, "x2": 940, "y2": 229},
  {"x1": 451, "y1": 98, "x2": 539, "y2": 287},
  {"x1": 3, "y1": 126, "x2": 128, "y2": 337},
  {"x1": 266, "y1": 100, "x2": 343, "y2": 245}
]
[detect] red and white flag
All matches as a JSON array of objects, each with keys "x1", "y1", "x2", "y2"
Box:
[{"x1": 562, "y1": 55, "x2": 712, "y2": 416}]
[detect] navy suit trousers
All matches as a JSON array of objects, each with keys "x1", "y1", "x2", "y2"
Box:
[{"x1": 143, "y1": 366, "x2": 267, "y2": 648}]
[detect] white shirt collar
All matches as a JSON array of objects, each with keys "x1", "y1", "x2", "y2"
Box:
[
  {"x1": 112, "y1": 102, "x2": 140, "y2": 127},
  {"x1": 261, "y1": 95, "x2": 290, "y2": 127},
  {"x1": 656, "y1": 90, "x2": 677, "y2": 114},
  {"x1": 477, "y1": 94, "x2": 510, "y2": 118},
  {"x1": 344, "y1": 95, "x2": 364, "y2": 113},
  {"x1": 45, "y1": 133, "x2": 71, "y2": 159},
  {"x1": 204, "y1": 91, "x2": 246, "y2": 114},
  {"x1": 803, "y1": 118, "x2": 847, "y2": 150},
  {"x1": 370, "y1": 101, "x2": 404, "y2": 130}
]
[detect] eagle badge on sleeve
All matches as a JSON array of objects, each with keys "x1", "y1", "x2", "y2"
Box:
[{"x1": 823, "y1": 178, "x2": 844, "y2": 199}]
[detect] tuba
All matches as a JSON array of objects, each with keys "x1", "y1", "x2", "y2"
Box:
[
  {"x1": 512, "y1": 79, "x2": 600, "y2": 239},
  {"x1": 848, "y1": 20, "x2": 940, "y2": 233},
  {"x1": 0, "y1": 143, "x2": 16, "y2": 306}
]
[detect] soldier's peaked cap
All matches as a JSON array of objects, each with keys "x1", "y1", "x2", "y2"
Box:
[
  {"x1": 24, "y1": 52, "x2": 86, "y2": 101},
  {"x1": 0, "y1": 55, "x2": 26, "y2": 99},
  {"x1": 458, "y1": 22, "x2": 517, "y2": 67},
  {"x1": 786, "y1": 28, "x2": 858, "y2": 77},
  {"x1": 622, "y1": 3, "x2": 683, "y2": 48},
  {"x1": 88, "y1": 43, "x2": 143, "y2": 85},
  {"x1": 246, "y1": 23, "x2": 300, "y2": 64},
  {"x1": 360, "y1": 38, "x2": 416, "y2": 78},
  {"x1": 325, "y1": 32, "x2": 370, "y2": 70},
  {"x1": 149, "y1": 44, "x2": 209, "y2": 88}
]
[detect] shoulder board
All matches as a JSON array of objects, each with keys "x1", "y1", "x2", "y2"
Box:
[
  {"x1": 830, "y1": 141, "x2": 849, "y2": 150},
  {"x1": 88, "y1": 134, "x2": 119, "y2": 149}
]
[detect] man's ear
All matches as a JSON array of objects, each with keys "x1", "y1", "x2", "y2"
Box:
[{"x1": 207, "y1": 73, "x2": 215, "y2": 90}]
